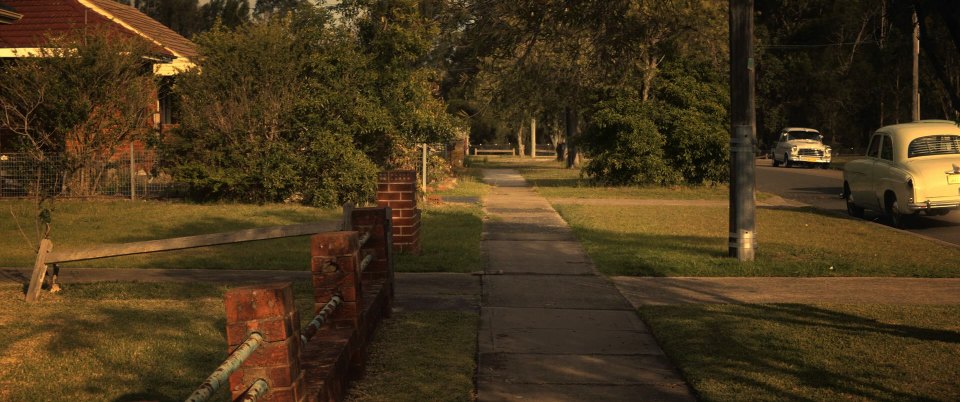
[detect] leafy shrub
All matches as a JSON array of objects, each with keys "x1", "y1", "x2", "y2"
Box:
[{"x1": 583, "y1": 99, "x2": 679, "y2": 185}]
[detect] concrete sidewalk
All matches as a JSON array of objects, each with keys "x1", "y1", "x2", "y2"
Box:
[{"x1": 477, "y1": 169, "x2": 696, "y2": 401}]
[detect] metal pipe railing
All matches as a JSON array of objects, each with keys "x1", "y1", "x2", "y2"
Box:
[
  {"x1": 300, "y1": 295, "x2": 343, "y2": 346},
  {"x1": 359, "y1": 253, "x2": 374, "y2": 273},
  {"x1": 237, "y1": 379, "x2": 270, "y2": 402},
  {"x1": 185, "y1": 332, "x2": 264, "y2": 402}
]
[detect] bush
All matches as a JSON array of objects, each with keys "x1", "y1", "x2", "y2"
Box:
[{"x1": 583, "y1": 99, "x2": 679, "y2": 185}]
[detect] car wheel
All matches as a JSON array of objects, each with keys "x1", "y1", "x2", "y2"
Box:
[
  {"x1": 783, "y1": 154, "x2": 792, "y2": 168},
  {"x1": 887, "y1": 196, "x2": 914, "y2": 229},
  {"x1": 772, "y1": 157, "x2": 780, "y2": 167},
  {"x1": 820, "y1": 163, "x2": 830, "y2": 169},
  {"x1": 844, "y1": 184, "x2": 864, "y2": 218}
]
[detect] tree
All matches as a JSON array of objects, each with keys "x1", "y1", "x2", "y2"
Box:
[
  {"x1": 0, "y1": 29, "x2": 157, "y2": 196},
  {"x1": 166, "y1": 11, "x2": 378, "y2": 206}
]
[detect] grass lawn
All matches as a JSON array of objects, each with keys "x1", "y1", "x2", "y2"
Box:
[
  {"x1": 396, "y1": 168, "x2": 487, "y2": 273},
  {"x1": 467, "y1": 156, "x2": 731, "y2": 200},
  {"x1": 0, "y1": 200, "x2": 341, "y2": 270},
  {"x1": 2, "y1": 195, "x2": 484, "y2": 274},
  {"x1": 0, "y1": 281, "x2": 477, "y2": 402},
  {"x1": 555, "y1": 204, "x2": 960, "y2": 277},
  {"x1": 639, "y1": 304, "x2": 960, "y2": 401},
  {"x1": 346, "y1": 311, "x2": 477, "y2": 402}
]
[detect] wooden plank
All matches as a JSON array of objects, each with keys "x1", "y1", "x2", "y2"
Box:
[
  {"x1": 25, "y1": 239, "x2": 53, "y2": 302},
  {"x1": 46, "y1": 221, "x2": 341, "y2": 264}
]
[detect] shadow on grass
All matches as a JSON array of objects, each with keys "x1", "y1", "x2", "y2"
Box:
[
  {"x1": 396, "y1": 206, "x2": 483, "y2": 273},
  {"x1": 641, "y1": 303, "x2": 960, "y2": 400}
]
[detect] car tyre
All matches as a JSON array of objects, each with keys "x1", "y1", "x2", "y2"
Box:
[
  {"x1": 844, "y1": 185, "x2": 864, "y2": 219},
  {"x1": 783, "y1": 154, "x2": 792, "y2": 168},
  {"x1": 887, "y1": 197, "x2": 914, "y2": 229}
]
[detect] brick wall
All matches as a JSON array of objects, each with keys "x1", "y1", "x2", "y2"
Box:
[{"x1": 376, "y1": 170, "x2": 421, "y2": 255}]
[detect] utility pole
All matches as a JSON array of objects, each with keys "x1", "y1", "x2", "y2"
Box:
[
  {"x1": 912, "y1": 9, "x2": 921, "y2": 121},
  {"x1": 421, "y1": 143, "x2": 427, "y2": 192},
  {"x1": 728, "y1": 0, "x2": 756, "y2": 261}
]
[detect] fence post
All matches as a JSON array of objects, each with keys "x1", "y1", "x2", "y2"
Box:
[
  {"x1": 310, "y1": 232, "x2": 362, "y2": 330},
  {"x1": 351, "y1": 207, "x2": 394, "y2": 300},
  {"x1": 24, "y1": 239, "x2": 53, "y2": 302},
  {"x1": 129, "y1": 143, "x2": 136, "y2": 201},
  {"x1": 224, "y1": 283, "x2": 304, "y2": 402}
]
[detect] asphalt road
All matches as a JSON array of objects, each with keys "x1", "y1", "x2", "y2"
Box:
[{"x1": 755, "y1": 158, "x2": 960, "y2": 247}]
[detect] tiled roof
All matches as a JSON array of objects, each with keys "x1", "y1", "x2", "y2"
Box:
[
  {"x1": 0, "y1": 0, "x2": 195, "y2": 58},
  {"x1": 85, "y1": 0, "x2": 196, "y2": 58}
]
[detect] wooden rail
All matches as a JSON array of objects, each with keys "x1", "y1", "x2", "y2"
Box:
[{"x1": 26, "y1": 212, "x2": 347, "y2": 302}]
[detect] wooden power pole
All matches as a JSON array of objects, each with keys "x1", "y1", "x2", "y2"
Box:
[
  {"x1": 728, "y1": 0, "x2": 756, "y2": 261},
  {"x1": 912, "y1": 9, "x2": 921, "y2": 121}
]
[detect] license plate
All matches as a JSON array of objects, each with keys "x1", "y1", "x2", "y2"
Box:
[{"x1": 949, "y1": 174, "x2": 960, "y2": 185}]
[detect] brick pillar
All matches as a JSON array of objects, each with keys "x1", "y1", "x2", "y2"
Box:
[
  {"x1": 377, "y1": 170, "x2": 421, "y2": 255},
  {"x1": 311, "y1": 230, "x2": 370, "y2": 381},
  {"x1": 224, "y1": 283, "x2": 304, "y2": 402},
  {"x1": 310, "y1": 232, "x2": 362, "y2": 330},
  {"x1": 352, "y1": 206, "x2": 395, "y2": 301}
]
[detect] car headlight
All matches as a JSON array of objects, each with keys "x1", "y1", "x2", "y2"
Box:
[
  {"x1": 791, "y1": 146, "x2": 798, "y2": 155},
  {"x1": 825, "y1": 147, "x2": 831, "y2": 156}
]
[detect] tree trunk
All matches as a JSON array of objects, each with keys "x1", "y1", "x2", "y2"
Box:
[
  {"x1": 564, "y1": 107, "x2": 580, "y2": 168},
  {"x1": 516, "y1": 120, "x2": 525, "y2": 157}
]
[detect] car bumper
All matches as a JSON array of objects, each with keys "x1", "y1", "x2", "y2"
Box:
[
  {"x1": 787, "y1": 156, "x2": 831, "y2": 163},
  {"x1": 907, "y1": 200, "x2": 960, "y2": 210}
]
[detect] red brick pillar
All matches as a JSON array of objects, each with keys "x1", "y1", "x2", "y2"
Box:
[
  {"x1": 224, "y1": 283, "x2": 304, "y2": 402},
  {"x1": 377, "y1": 170, "x2": 421, "y2": 255},
  {"x1": 310, "y1": 232, "x2": 362, "y2": 330}
]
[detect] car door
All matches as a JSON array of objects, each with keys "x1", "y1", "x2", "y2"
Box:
[
  {"x1": 872, "y1": 135, "x2": 897, "y2": 210},
  {"x1": 774, "y1": 132, "x2": 788, "y2": 162},
  {"x1": 848, "y1": 134, "x2": 882, "y2": 210}
]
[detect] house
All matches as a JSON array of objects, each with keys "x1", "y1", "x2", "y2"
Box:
[
  {"x1": 0, "y1": 3, "x2": 22, "y2": 24},
  {"x1": 0, "y1": 0, "x2": 198, "y2": 134},
  {"x1": 0, "y1": 0, "x2": 200, "y2": 195}
]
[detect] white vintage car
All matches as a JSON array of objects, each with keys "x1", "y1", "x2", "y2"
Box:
[
  {"x1": 772, "y1": 127, "x2": 832, "y2": 168},
  {"x1": 843, "y1": 120, "x2": 960, "y2": 227}
]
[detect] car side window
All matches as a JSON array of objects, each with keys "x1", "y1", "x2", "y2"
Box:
[
  {"x1": 866, "y1": 134, "x2": 882, "y2": 158},
  {"x1": 880, "y1": 135, "x2": 894, "y2": 161}
]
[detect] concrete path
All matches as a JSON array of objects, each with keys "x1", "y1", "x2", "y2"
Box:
[{"x1": 477, "y1": 169, "x2": 696, "y2": 402}]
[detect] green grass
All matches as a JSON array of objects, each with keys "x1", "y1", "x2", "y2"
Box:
[
  {"x1": 1, "y1": 200, "x2": 340, "y2": 269},
  {"x1": 0, "y1": 281, "x2": 477, "y2": 402},
  {"x1": 554, "y1": 204, "x2": 960, "y2": 277},
  {"x1": 1, "y1": 196, "x2": 484, "y2": 273},
  {"x1": 396, "y1": 203, "x2": 484, "y2": 273},
  {"x1": 431, "y1": 167, "x2": 489, "y2": 199},
  {"x1": 346, "y1": 311, "x2": 477, "y2": 402},
  {"x1": 639, "y1": 304, "x2": 960, "y2": 401},
  {"x1": 468, "y1": 156, "x2": 733, "y2": 200}
]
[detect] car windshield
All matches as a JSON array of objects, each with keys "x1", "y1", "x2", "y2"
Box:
[
  {"x1": 787, "y1": 131, "x2": 820, "y2": 141},
  {"x1": 907, "y1": 135, "x2": 960, "y2": 158}
]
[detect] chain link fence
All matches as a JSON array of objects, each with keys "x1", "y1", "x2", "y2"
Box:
[{"x1": 0, "y1": 149, "x2": 184, "y2": 199}]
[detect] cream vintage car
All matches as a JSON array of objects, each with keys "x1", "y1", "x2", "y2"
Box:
[
  {"x1": 771, "y1": 127, "x2": 832, "y2": 168},
  {"x1": 843, "y1": 120, "x2": 960, "y2": 227}
]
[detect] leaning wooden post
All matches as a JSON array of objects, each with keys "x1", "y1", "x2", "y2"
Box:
[
  {"x1": 223, "y1": 283, "x2": 304, "y2": 401},
  {"x1": 25, "y1": 239, "x2": 53, "y2": 302}
]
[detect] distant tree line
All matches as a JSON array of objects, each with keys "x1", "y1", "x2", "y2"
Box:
[{"x1": 6, "y1": 0, "x2": 960, "y2": 201}]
